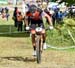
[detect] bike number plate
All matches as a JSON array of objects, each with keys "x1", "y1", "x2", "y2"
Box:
[{"x1": 36, "y1": 27, "x2": 42, "y2": 32}]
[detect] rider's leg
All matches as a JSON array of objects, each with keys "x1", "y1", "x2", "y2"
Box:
[
  {"x1": 31, "y1": 29, "x2": 36, "y2": 56},
  {"x1": 42, "y1": 29, "x2": 46, "y2": 44},
  {"x1": 32, "y1": 33, "x2": 36, "y2": 51},
  {"x1": 31, "y1": 23, "x2": 36, "y2": 50},
  {"x1": 42, "y1": 29, "x2": 47, "y2": 49}
]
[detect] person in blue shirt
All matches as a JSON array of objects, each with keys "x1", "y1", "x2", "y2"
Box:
[{"x1": 55, "y1": 8, "x2": 63, "y2": 24}]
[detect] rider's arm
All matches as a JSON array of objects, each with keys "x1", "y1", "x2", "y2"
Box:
[
  {"x1": 25, "y1": 11, "x2": 32, "y2": 30},
  {"x1": 25, "y1": 12, "x2": 31, "y2": 27},
  {"x1": 25, "y1": 16, "x2": 29, "y2": 27},
  {"x1": 41, "y1": 11, "x2": 53, "y2": 26}
]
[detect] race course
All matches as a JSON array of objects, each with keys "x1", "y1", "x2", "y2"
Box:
[{"x1": 0, "y1": 37, "x2": 75, "y2": 68}]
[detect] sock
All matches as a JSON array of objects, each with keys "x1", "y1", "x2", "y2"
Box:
[
  {"x1": 43, "y1": 40, "x2": 45, "y2": 43},
  {"x1": 33, "y1": 46, "x2": 36, "y2": 51}
]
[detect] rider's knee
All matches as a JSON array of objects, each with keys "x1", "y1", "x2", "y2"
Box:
[
  {"x1": 31, "y1": 29, "x2": 36, "y2": 34},
  {"x1": 42, "y1": 29, "x2": 45, "y2": 34}
]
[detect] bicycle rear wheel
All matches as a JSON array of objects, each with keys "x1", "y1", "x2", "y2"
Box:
[{"x1": 36, "y1": 37, "x2": 41, "y2": 63}]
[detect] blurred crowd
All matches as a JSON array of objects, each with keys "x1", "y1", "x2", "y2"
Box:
[
  {"x1": 0, "y1": 7, "x2": 10, "y2": 21},
  {"x1": 12, "y1": 0, "x2": 67, "y2": 31},
  {"x1": 0, "y1": 0, "x2": 75, "y2": 32}
]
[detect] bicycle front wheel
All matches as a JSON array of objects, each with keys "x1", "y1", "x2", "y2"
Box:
[{"x1": 36, "y1": 37, "x2": 41, "y2": 64}]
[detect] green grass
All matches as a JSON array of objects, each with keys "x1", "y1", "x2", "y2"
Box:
[
  {"x1": 46, "y1": 18, "x2": 75, "y2": 48},
  {"x1": 46, "y1": 28, "x2": 74, "y2": 47}
]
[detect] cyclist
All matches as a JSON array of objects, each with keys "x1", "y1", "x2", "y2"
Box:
[{"x1": 25, "y1": 2, "x2": 53, "y2": 56}]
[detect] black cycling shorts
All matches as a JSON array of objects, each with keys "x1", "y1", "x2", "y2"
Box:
[{"x1": 30, "y1": 19, "x2": 45, "y2": 30}]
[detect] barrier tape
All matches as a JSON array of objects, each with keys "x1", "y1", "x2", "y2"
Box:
[{"x1": 47, "y1": 45, "x2": 75, "y2": 50}]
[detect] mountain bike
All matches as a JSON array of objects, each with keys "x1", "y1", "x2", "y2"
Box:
[{"x1": 28, "y1": 27, "x2": 49, "y2": 64}]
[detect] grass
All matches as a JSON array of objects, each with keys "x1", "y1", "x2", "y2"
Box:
[
  {"x1": 46, "y1": 18, "x2": 75, "y2": 48},
  {"x1": 46, "y1": 28, "x2": 74, "y2": 47}
]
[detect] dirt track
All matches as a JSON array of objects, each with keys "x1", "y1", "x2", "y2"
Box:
[{"x1": 0, "y1": 37, "x2": 75, "y2": 68}]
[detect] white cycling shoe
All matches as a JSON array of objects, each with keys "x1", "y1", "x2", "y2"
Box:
[
  {"x1": 49, "y1": 26, "x2": 54, "y2": 30},
  {"x1": 33, "y1": 50, "x2": 37, "y2": 56},
  {"x1": 43, "y1": 43, "x2": 47, "y2": 50},
  {"x1": 32, "y1": 43, "x2": 47, "y2": 56}
]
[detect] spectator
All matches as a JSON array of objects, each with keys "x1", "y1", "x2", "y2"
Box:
[
  {"x1": 0, "y1": 7, "x2": 2, "y2": 15},
  {"x1": 12, "y1": 7, "x2": 19, "y2": 27},
  {"x1": 5, "y1": 7, "x2": 10, "y2": 21},
  {"x1": 56, "y1": 10, "x2": 63, "y2": 24},
  {"x1": 22, "y1": 0, "x2": 29, "y2": 31},
  {"x1": 17, "y1": 11, "x2": 23, "y2": 31},
  {"x1": 1, "y1": 8, "x2": 5, "y2": 18}
]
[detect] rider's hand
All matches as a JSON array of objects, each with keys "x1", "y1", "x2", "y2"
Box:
[
  {"x1": 26, "y1": 26, "x2": 30, "y2": 30},
  {"x1": 49, "y1": 26, "x2": 54, "y2": 30}
]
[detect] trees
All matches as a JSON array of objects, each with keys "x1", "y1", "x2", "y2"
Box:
[
  {"x1": 66, "y1": 0, "x2": 75, "y2": 5},
  {"x1": 55, "y1": 0, "x2": 75, "y2": 5}
]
